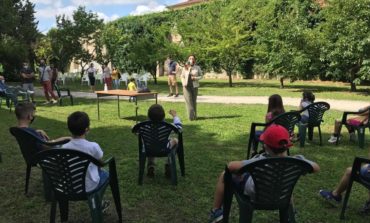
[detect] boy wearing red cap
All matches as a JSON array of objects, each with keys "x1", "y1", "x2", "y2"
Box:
[{"x1": 208, "y1": 124, "x2": 320, "y2": 223}]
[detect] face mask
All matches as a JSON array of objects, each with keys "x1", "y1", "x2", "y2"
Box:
[{"x1": 30, "y1": 115, "x2": 35, "y2": 124}]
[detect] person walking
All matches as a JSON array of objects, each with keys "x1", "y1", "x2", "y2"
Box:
[
  {"x1": 180, "y1": 55, "x2": 202, "y2": 121},
  {"x1": 39, "y1": 59, "x2": 58, "y2": 104},
  {"x1": 111, "y1": 66, "x2": 120, "y2": 89},
  {"x1": 87, "y1": 63, "x2": 97, "y2": 92},
  {"x1": 50, "y1": 63, "x2": 58, "y2": 90}
]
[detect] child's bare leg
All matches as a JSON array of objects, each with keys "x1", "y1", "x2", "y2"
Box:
[
  {"x1": 332, "y1": 167, "x2": 352, "y2": 197},
  {"x1": 212, "y1": 171, "x2": 225, "y2": 209}
]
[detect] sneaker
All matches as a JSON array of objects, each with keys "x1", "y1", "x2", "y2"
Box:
[
  {"x1": 319, "y1": 190, "x2": 342, "y2": 205},
  {"x1": 147, "y1": 166, "x2": 155, "y2": 178},
  {"x1": 101, "y1": 200, "x2": 110, "y2": 214},
  {"x1": 349, "y1": 132, "x2": 356, "y2": 142},
  {"x1": 51, "y1": 99, "x2": 58, "y2": 104},
  {"x1": 208, "y1": 208, "x2": 223, "y2": 223},
  {"x1": 328, "y1": 135, "x2": 339, "y2": 143},
  {"x1": 167, "y1": 93, "x2": 173, "y2": 97},
  {"x1": 43, "y1": 101, "x2": 51, "y2": 105},
  {"x1": 165, "y1": 164, "x2": 171, "y2": 178},
  {"x1": 359, "y1": 200, "x2": 370, "y2": 214},
  {"x1": 174, "y1": 93, "x2": 179, "y2": 97}
]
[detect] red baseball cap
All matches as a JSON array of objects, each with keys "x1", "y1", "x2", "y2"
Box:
[{"x1": 260, "y1": 124, "x2": 293, "y2": 149}]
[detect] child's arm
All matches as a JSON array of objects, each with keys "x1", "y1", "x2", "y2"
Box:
[
  {"x1": 228, "y1": 161, "x2": 246, "y2": 174},
  {"x1": 169, "y1": 109, "x2": 182, "y2": 129}
]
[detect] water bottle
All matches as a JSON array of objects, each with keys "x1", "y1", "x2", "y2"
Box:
[{"x1": 104, "y1": 83, "x2": 108, "y2": 91}]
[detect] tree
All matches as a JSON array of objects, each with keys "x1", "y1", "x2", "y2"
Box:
[
  {"x1": 0, "y1": 0, "x2": 38, "y2": 80},
  {"x1": 254, "y1": 0, "x2": 324, "y2": 88},
  {"x1": 318, "y1": 0, "x2": 370, "y2": 91}
]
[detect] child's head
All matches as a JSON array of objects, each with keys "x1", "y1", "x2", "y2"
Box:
[
  {"x1": 67, "y1": 111, "x2": 90, "y2": 137},
  {"x1": 148, "y1": 104, "x2": 165, "y2": 122},
  {"x1": 15, "y1": 102, "x2": 35, "y2": 122},
  {"x1": 267, "y1": 94, "x2": 285, "y2": 114},
  {"x1": 260, "y1": 124, "x2": 292, "y2": 155},
  {"x1": 302, "y1": 91, "x2": 315, "y2": 103},
  {"x1": 130, "y1": 78, "x2": 135, "y2": 83}
]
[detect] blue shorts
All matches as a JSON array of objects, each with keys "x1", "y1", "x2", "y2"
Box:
[
  {"x1": 90, "y1": 170, "x2": 109, "y2": 193},
  {"x1": 360, "y1": 164, "x2": 370, "y2": 180},
  {"x1": 232, "y1": 173, "x2": 250, "y2": 194}
]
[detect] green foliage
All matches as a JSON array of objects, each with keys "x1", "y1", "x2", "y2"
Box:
[
  {"x1": 318, "y1": 0, "x2": 370, "y2": 91},
  {"x1": 0, "y1": 0, "x2": 38, "y2": 80}
]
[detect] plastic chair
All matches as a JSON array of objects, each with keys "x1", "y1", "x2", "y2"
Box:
[
  {"x1": 336, "y1": 107, "x2": 370, "y2": 149},
  {"x1": 298, "y1": 102, "x2": 330, "y2": 147},
  {"x1": 118, "y1": 73, "x2": 129, "y2": 87},
  {"x1": 54, "y1": 83, "x2": 73, "y2": 106},
  {"x1": 340, "y1": 157, "x2": 370, "y2": 220},
  {"x1": 132, "y1": 121, "x2": 185, "y2": 185},
  {"x1": 9, "y1": 127, "x2": 70, "y2": 195},
  {"x1": 223, "y1": 157, "x2": 314, "y2": 223},
  {"x1": 31, "y1": 149, "x2": 123, "y2": 223},
  {"x1": 247, "y1": 112, "x2": 301, "y2": 159},
  {"x1": 81, "y1": 74, "x2": 90, "y2": 85}
]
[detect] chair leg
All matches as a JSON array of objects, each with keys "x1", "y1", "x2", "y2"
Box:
[
  {"x1": 169, "y1": 152, "x2": 178, "y2": 186},
  {"x1": 58, "y1": 199, "x2": 69, "y2": 222},
  {"x1": 25, "y1": 165, "x2": 31, "y2": 194},
  {"x1": 87, "y1": 194, "x2": 103, "y2": 223},
  {"x1": 288, "y1": 202, "x2": 296, "y2": 223},
  {"x1": 59, "y1": 98, "x2": 62, "y2": 106},
  {"x1": 177, "y1": 141, "x2": 185, "y2": 176},
  {"x1": 308, "y1": 126, "x2": 314, "y2": 141},
  {"x1": 318, "y1": 126, "x2": 322, "y2": 146},
  {"x1": 49, "y1": 200, "x2": 57, "y2": 223},
  {"x1": 109, "y1": 164, "x2": 123, "y2": 223},
  {"x1": 279, "y1": 207, "x2": 290, "y2": 223},
  {"x1": 340, "y1": 179, "x2": 354, "y2": 220},
  {"x1": 138, "y1": 154, "x2": 146, "y2": 185},
  {"x1": 70, "y1": 96, "x2": 74, "y2": 106},
  {"x1": 239, "y1": 201, "x2": 254, "y2": 223},
  {"x1": 298, "y1": 124, "x2": 307, "y2": 147},
  {"x1": 357, "y1": 128, "x2": 365, "y2": 149},
  {"x1": 223, "y1": 167, "x2": 233, "y2": 223}
]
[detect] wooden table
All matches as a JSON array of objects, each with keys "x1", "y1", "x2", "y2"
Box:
[{"x1": 95, "y1": 90, "x2": 158, "y2": 121}]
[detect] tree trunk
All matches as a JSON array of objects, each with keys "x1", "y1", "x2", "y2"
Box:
[
  {"x1": 150, "y1": 67, "x2": 157, "y2": 84},
  {"x1": 350, "y1": 71, "x2": 357, "y2": 92},
  {"x1": 227, "y1": 71, "x2": 233, "y2": 87},
  {"x1": 280, "y1": 77, "x2": 284, "y2": 89}
]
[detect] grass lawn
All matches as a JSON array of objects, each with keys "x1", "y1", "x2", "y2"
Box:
[
  {"x1": 0, "y1": 96, "x2": 369, "y2": 222},
  {"x1": 28, "y1": 76, "x2": 369, "y2": 101}
]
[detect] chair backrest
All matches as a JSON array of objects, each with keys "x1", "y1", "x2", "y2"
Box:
[
  {"x1": 132, "y1": 121, "x2": 180, "y2": 156},
  {"x1": 32, "y1": 149, "x2": 102, "y2": 200},
  {"x1": 9, "y1": 127, "x2": 47, "y2": 165},
  {"x1": 238, "y1": 157, "x2": 313, "y2": 209},
  {"x1": 268, "y1": 111, "x2": 301, "y2": 134},
  {"x1": 304, "y1": 102, "x2": 330, "y2": 126}
]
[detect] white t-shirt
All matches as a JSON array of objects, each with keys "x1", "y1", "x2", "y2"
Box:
[{"x1": 61, "y1": 138, "x2": 104, "y2": 192}]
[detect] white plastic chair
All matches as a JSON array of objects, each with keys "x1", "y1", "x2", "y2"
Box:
[
  {"x1": 118, "y1": 73, "x2": 129, "y2": 87},
  {"x1": 81, "y1": 74, "x2": 90, "y2": 86},
  {"x1": 57, "y1": 72, "x2": 66, "y2": 85}
]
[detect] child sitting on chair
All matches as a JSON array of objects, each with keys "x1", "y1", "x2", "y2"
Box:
[
  {"x1": 15, "y1": 102, "x2": 71, "y2": 150},
  {"x1": 146, "y1": 104, "x2": 182, "y2": 178},
  {"x1": 208, "y1": 125, "x2": 320, "y2": 223},
  {"x1": 298, "y1": 91, "x2": 315, "y2": 123},
  {"x1": 61, "y1": 111, "x2": 109, "y2": 193}
]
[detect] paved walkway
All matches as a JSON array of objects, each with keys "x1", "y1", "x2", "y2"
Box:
[{"x1": 34, "y1": 89, "x2": 368, "y2": 111}]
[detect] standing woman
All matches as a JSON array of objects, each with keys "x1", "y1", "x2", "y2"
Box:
[
  {"x1": 102, "y1": 63, "x2": 112, "y2": 90},
  {"x1": 181, "y1": 55, "x2": 203, "y2": 121}
]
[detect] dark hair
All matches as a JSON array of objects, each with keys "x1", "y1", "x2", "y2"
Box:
[
  {"x1": 148, "y1": 104, "x2": 165, "y2": 122},
  {"x1": 263, "y1": 144, "x2": 288, "y2": 155},
  {"x1": 130, "y1": 78, "x2": 135, "y2": 82},
  {"x1": 302, "y1": 91, "x2": 315, "y2": 103},
  {"x1": 67, "y1": 111, "x2": 90, "y2": 136},
  {"x1": 267, "y1": 94, "x2": 285, "y2": 116},
  {"x1": 15, "y1": 102, "x2": 35, "y2": 120}
]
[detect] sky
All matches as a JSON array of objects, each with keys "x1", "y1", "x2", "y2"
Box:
[{"x1": 30, "y1": 0, "x2": 185, "y2": 33}]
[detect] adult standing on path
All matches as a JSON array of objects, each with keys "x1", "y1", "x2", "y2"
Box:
[
  {"x1": 167, "y1": 56, "x2": 179, "y2": 97},
  {"x1": 181, "y1": 55, "x2": 203, "y2": 121},
  {"x1": 87, "y1": 63, "x2": 97, "y2": 92},
  {"x1": 20, "y1": 61, "x2": 35, "y2": 103},
  {"x1": 102, "y1": 63, "x2": 112, "y2": 90},
  {"x1": 39, "y1": 59, "x2": 58, "y2": 104}
]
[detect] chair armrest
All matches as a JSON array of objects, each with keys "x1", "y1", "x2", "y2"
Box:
[
  {"x1": 340, "y1": 111, "x2": 364, "y2": 124},
  {"x1": 102, "y1": 156, "x2": 114, "y2": 166},
  {"x1": 42, "y1": 138, "x2": 70, "y2": 147}
]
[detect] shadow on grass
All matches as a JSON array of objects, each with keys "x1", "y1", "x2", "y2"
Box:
[{"x1": 196, "y1": 115, "x2": 242, "y2": 120}]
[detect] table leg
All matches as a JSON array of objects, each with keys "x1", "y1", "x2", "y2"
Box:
[
  {"x1": 117, "y1": 95, "x2": 120, "y2": 118},
  {"x1": 135, "y1": 97, "x2": 138, "y2": 123},
  {"x1": 155, "y1": 93, "x2": 158, "y2": 104},
  {"x1": 97, "y1": 95, "x2": 100, "y2": 120}
]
